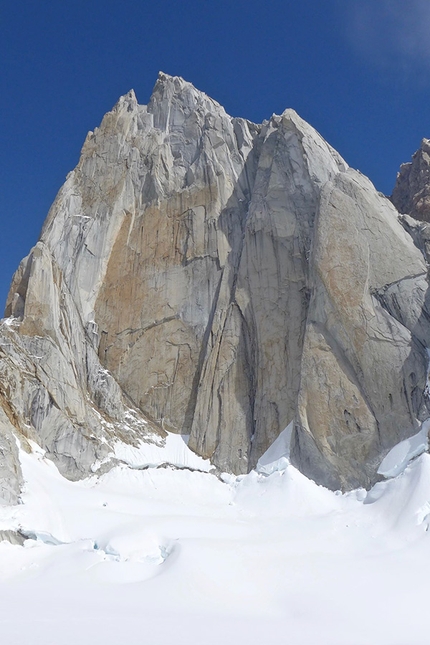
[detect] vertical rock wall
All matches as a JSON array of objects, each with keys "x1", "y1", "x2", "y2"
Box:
[{"x1": 2, "y1": 73, "x2": 430, "y2": 494}]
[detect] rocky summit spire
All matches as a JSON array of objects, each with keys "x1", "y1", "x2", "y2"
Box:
[
  {"x1": 148, "y1": 71, "x2": 225, "y2": 133},
  {"x1": 0, "y1": 74, "x2": 430, "y2": 503},
  {"x1": 391, "y1": 138, "x2": 430, "y2": 222}
]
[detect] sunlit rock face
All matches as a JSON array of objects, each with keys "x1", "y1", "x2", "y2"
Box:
[
  {"x1": 2, "y1": 72, "x2": 430, "y2": 496},
  {"x1": 1, "y1": 242, "x2": 164, "y2": 497}
]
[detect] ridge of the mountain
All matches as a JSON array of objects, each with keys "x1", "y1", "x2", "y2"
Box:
[{"x1": 0, "y1": 73, "x2": 429, "y2": 502}]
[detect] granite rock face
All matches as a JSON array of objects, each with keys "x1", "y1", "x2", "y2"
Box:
[
  {"x1": 1, "y1": 247, "x2": 164, "y2": 497},
  {"x1": 392, "y1": 138, "x2": 430, "y2": 222},
  {"x1": 1, "y1": 73, "x2": 430, "y2": 496},
  {"x1": 292, "y1": 172, "x2": 429, "y2": 489}
]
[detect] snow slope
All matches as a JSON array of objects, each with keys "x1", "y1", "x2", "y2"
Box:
[{"x1": 1, "y1": 433, "x2": 430, "y2": 645}]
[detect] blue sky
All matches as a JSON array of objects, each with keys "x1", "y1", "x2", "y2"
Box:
[{"x1": 1, "y1": 0, "x2": 430, "y2": 308}]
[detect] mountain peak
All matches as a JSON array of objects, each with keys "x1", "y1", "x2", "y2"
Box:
[
  {"x1": 391, "y1": 137, "x2": 430, "y2": 221},
  {"x1": 112, "y1": 88, "x2": 138, "y2": 113},
  {"x1": 148, "y1": 72, "x2": 225, "y2": 132},
  {"x1": 1, "y1": 73, "x2": 429, "y2": 499}
]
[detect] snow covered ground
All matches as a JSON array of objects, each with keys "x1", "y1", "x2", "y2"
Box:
[{"x1": 1, "y1": 431, "x2": 430, "y2": 644}]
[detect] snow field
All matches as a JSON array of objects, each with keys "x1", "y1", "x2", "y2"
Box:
[{"x1": 1, "y1": 432, "x2": 430, "y2": 644}]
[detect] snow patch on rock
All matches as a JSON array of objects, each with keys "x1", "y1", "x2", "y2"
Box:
[{"x1": 378, "y1": 420, "x2": 430, "y2": 478}]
